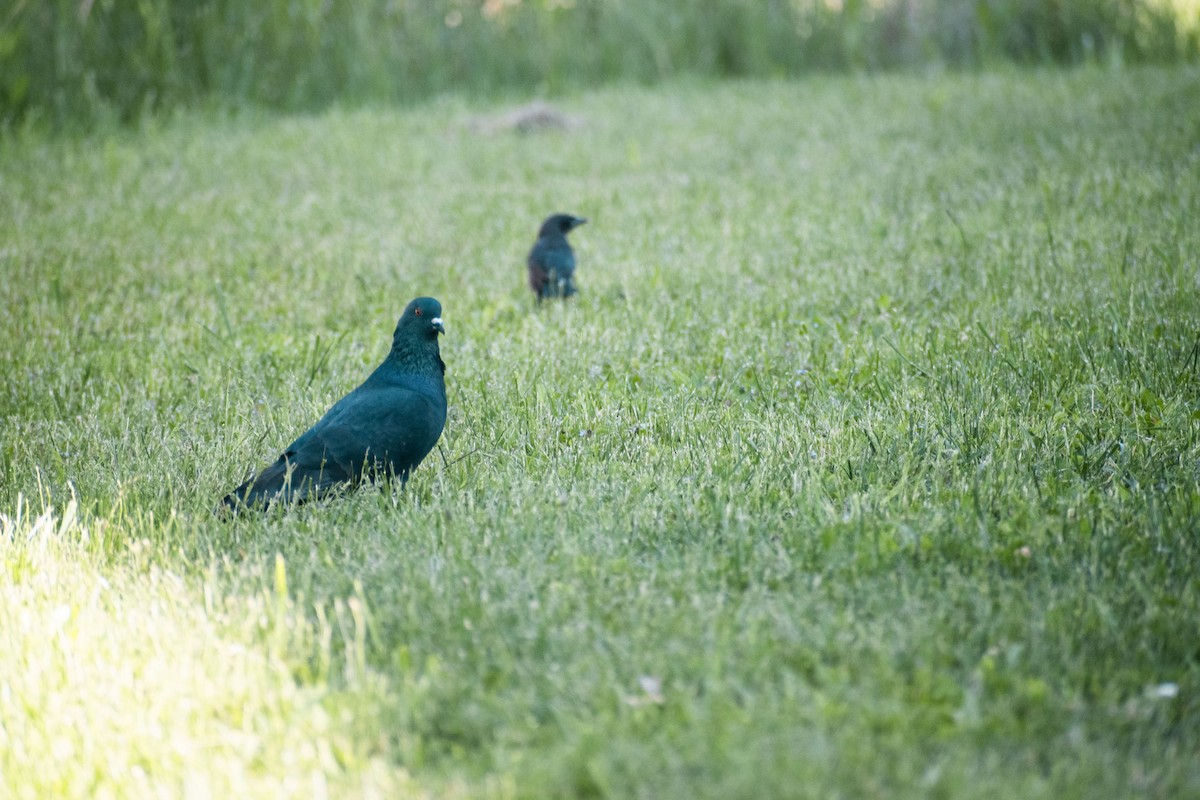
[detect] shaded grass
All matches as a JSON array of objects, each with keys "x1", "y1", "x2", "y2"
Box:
[{"x1": 2, "y1": 67, "x2": 1200, "y2": 797}]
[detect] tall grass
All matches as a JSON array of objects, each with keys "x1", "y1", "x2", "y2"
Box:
[{"x1": 1, "y1": 0, "x2": 1195, "y2": 128}]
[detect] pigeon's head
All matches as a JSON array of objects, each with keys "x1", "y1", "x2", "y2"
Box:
[
  {"x1": 538, "y1": 213, "x2": 587, "y2": 238},
  {"x1": 396, "y1": 297, "x2": 445, "y2": 342}
]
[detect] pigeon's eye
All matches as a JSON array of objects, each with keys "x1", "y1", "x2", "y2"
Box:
[{"x1": 414, "y1": 308, "x2": 423, "y2": 316}]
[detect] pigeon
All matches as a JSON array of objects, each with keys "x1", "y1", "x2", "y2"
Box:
[
  {"x1": 222, "y1": 297, "x2": 447, "y2": 512},
  {"x1": 527, "y1": 213, "x2": 586, "y2": 302}
]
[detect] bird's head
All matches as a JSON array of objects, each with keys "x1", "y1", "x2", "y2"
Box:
[
  {"x1": 395, "y1": 297, "x2": 445, "y2": 344},
  {"x1": 539, "y1": 213, "x2": 587, "y2": 238}
]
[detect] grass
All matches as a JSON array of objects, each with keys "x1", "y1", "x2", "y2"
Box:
[{"x1": 2, "y1": 66, "x2": 1200, "y2": 797}]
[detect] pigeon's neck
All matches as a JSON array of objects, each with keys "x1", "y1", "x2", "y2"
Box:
[{"x1": 385, "y1": 336, "x2": 445, "y2": 379}]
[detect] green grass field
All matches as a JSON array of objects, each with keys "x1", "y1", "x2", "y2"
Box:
[{"x1": 2, "y1": 67, "x2": 1199, "y2": 798}]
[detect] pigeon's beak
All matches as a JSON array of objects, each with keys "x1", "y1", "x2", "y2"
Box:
[
  {"x1": 575, "y1": 217, "x2": 588, "y2": 227},
  {"x1": 431, "y1": 317, "x2": 445, "y2": 335}
]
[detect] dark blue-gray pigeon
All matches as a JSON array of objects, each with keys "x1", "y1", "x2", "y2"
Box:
[
  {"x1": 222, "y1": 297, "x2": 447, "y2": 511},
  {"x1": 527, "y1": 213, "x2": 586, "y2": 301}
]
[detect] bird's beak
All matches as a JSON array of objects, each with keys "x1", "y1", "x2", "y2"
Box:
[
  {"x1": 431, "y1": 317, "x2": 445, "y2": 335},
  {"x1": 575, "y1": 217, "x2": 588, "y2": 227}
]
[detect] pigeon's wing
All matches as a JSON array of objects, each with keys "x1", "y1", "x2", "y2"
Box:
[
  {"x1": 299, "y1": 382, "x2": 447, "y2": 482},
  {"x1": 223, "y1": 384, "x2": 444, "y2": 511},
  {"x1": 528, "y1": 239, "x2": 552, "y2": 295},
  {"x1": 222, "y1": 382, "x2": 441, "y2": 510},
  {"x1": 281, "y1": 387, "x2": 360, "y2": 456}
]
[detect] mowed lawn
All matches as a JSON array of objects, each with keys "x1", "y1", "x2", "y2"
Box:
[{"x1": 2, "y1": 68, "x2": 1199, "y2": 798}]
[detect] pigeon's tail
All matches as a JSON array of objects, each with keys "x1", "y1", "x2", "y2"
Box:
[
  {"x1": 220, "y1": 456, "x2": 349, "y2": 514},
  {"x1": 220, "y1": 459, "x2": 292, "y2": 513}
]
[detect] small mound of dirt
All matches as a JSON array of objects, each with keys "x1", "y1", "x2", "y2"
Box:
[{"x1": 467, "y1": 101, "x2": 583, "y2": 135}]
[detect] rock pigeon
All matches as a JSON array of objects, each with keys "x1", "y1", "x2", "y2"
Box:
[
  {"x1": 527, "y1": 213, "x2": 586, "y2": 302},
  {"x1": 222, "y1": 297, "x2": 447, "y2": 512}
]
